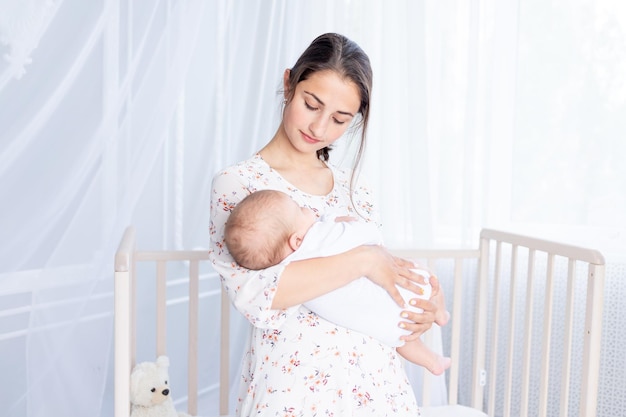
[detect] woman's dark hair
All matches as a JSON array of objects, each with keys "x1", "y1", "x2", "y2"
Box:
[{"x1": 284, "y1": 33, "x2": 373, "y2": 205}]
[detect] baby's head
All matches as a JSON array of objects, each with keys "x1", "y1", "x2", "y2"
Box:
[{"x1": 224, "y1": 190, "x2": 316, "y2": 270}]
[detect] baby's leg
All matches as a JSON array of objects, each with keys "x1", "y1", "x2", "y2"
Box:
[{"x1": 397, "y1": 339, "x2": 451, "y2": 376}]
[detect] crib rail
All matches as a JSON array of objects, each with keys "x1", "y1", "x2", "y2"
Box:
[
  {"x1": 114, "y1": 226, "x2": 230, "y2": 417},
  {"x1": 115, "y1": 227, "x2": 604, "y2": 417}
]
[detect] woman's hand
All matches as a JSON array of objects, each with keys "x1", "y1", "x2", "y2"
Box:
[
  {"x1": 356, "y1": 245, "x2": 429, "y2": 308},
  {"x1": 400, "y1": 275, "x2": 450, "y2": 341},
  {"x1": 399, "y1": 298, "x2": 438, "y2": 341},
  {"x1": 429, "y1": 275, "x2": 451, "y2": 326}
]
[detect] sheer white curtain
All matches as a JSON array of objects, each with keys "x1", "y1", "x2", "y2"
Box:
[
  {"x1": 1, "y1": 1, "x2": 222, "y2": 416},
  {"x1": 1, "y1": 0, "x2": 624, "y2": 416}
]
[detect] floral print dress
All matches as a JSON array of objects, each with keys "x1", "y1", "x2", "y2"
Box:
[{"x1": 208, "y1": 154, "x2": 420, "y2": 416}]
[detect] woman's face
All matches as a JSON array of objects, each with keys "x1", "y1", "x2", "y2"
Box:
[{"x1": 282, "y1": 69, "x2": 361, "y2": 155}]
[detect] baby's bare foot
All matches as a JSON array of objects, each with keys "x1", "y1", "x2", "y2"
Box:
[{"x1": 428, "y1": 355, "x2": 452, "y2": 376}]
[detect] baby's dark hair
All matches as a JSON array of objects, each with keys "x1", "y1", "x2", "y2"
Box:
[{"x1": 224, "y1": 190, "x2": 293, "y2": 270}]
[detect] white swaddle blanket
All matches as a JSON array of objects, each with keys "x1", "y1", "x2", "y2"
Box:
[{"x1": 283, "y1": 215, "x2": 432, "y2": 347}]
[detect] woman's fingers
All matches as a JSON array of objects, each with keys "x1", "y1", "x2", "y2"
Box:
[
  {"x1": 398, "y1": 298, "x2": 437, "y2": 339},
  {"x1": 399, "y1": 323, "x2": 432, "y2": 342},
  {"x1": 393, "y1": 267, "x2": 428, "y2": 296},
  {"x1": 365, "y1": 248, "x2": 433, "y2": 308},
  {"x1": 393, "y1": 256, "x2": 432, "y2": 284},
  {"x1": 395, "y1": 256, "x2": 433, "y2": 271},
  {"x1": 384, "y1": 283, "x2": 408, "y2": 308},
  {"x1": 395, "y1": 278, "x2": 426, "y2": 297}
]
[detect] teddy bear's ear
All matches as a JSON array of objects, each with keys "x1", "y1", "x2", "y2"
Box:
[
  {"x1": 156, "y1": 355, "x2": 169, "y2": 369},
  {"x1": 129, "y1": 367, "x2": 145, "y2": 400}
]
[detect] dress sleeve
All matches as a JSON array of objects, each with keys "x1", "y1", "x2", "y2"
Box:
[{"x1": 208, "y1": 169, "x2": 298, "y2": 329}]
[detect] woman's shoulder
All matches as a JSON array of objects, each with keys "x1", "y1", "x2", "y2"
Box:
[
  {"x1": 213, "y1": 154, "x2": 270, "y2": 183},
  {"x1": 212, "y1": 153, "x2": 286, "y2": 197},
  {"x1": 215, "y1": 154, "x2": 267, "y2": 177}
]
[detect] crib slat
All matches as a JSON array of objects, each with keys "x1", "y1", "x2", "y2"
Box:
[
  {"x1": 115, "y1": 268, "x2": 132, "y2": 417},
  {"x1": 131, "y1": 253, "x2": 137, "y2": 377},
  {"x1": 503, "y1": 244, "x2": 518, "y2": 417},
  {"x1": 447, "y1": 258, "x2": 463, "y2": 405},
  {"x1": 580, "y1": 263, "x2": 605, "y2": 417},
  {"x1": 220, "y1": 287, "x2": 230, "y2": 416},
  {"x1": 156, "y1": 260, "x2": 167, "y2": 356},
  {"x1": 420, "y1": 259, "x2": 438, "y2": 407},
  {"x1": 188, "y1": 260, "x2": 199, "y2": 415},
  {"x1": 520, "y1": 249, "x2": 536, "y2": 417},
  {"x1": 538, "y1": 254, "x2": 556, "y2": 416},
  {"x1": 559, "y1": 259, "x2": 576, "y2": 416},
  {"x1": 471, "y1": 237, "x2": 490, "y2": 409},
  {"x1": 114, "y1": 226, "x2": 135, "y2": 417},
  {"x1": 487, "y1": 241, "x2": 502, "y2": 416}
]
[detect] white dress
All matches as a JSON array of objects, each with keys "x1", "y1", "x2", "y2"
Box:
[{"x1": 209, "y1": 154, "x2": 420, "y2": 416}]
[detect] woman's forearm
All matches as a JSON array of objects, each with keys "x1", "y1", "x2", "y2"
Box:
[{"x1": 271, "y1": 247, "x2": 368, "y2": 310}]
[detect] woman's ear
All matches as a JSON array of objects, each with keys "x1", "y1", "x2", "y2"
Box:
[
  {"x1": 283, "y1": 69, "x2": 291, "y2": 100},
  {"x1": 287, "y1": 232, "x2": 303, "y2": 251}
]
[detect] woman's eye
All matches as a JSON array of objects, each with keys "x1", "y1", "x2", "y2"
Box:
[
  {"x1": 304, "y1": 101, "x2": 318, "y2": 111},
  {"x1": 333, "y1": 118, "x2": 346, "y2": 125}
]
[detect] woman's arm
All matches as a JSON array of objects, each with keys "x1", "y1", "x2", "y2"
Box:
[
  {"x1": 285, "y1": 220, "x2": 437, "y2": 344},
  {"x1": 209, "y1": 172, "x2": 292, "y2": 329},
  {"x1": 272, "y1": 244, "x2": 412, "y2": 309},
  {"x1": 209, "y1": 172, "x2": 403, "y2": 324},
  {"x1": 280, "y1": 249, "x2": 440, "y2": 341}
]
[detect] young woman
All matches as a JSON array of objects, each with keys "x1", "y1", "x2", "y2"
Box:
[{"x1": 209, "y1": 32, "x2": 441, "y2": 416}]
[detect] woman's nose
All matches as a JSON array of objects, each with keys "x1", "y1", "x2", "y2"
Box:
[{"x1": 309, "y1": 115, "x2": 329, "y2": 139}]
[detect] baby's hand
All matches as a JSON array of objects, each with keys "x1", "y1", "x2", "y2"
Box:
[{"x1": 334, "y1": 216, "x2": 358, "y2": 223}]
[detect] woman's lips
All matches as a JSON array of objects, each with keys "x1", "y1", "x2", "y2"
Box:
[{"x1": 301, "y1": 132, "x2": 321, "y2": 144}]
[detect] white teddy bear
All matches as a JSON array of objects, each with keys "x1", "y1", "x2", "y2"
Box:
[{"x1": 130, "y1": 355, "x2": 192, "y2": 417}]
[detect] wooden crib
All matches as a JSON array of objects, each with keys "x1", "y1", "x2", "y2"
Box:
[{"x1": 114, "y1": 227, "x2": 605, "y2": 417}]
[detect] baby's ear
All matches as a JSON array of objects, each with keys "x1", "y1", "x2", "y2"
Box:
[{"x1": 288, "y1": 232, "x2": 303, "y2": 251}]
